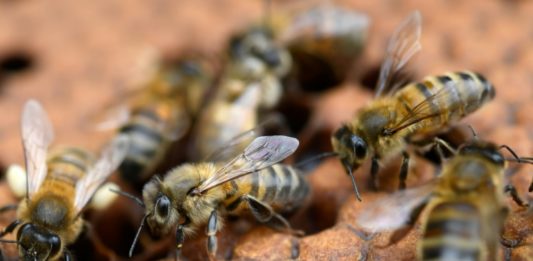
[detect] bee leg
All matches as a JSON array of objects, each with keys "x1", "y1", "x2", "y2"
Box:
[
  {"x1": 398, "y1": 152, "x2": 410, "y2": 190},
  {"x1": 63, "y1": 250, "x2": 73, "y2": 261},
  {"x1": 504, "y1": 184, "x2": 529, "y2": 207},
  {"x1": 290, "y1": 237, "x2": 300, "y2": 260},
  {"x1": 0, "y1": 205, "x2": 17, "y2": 214},
  {"x1": 369, "y1": 157, "x2": 380, "y2": 191},
  {"x1": 175, "y1": 224, "x2": 185, "y2": 259},
  {"x1": 0, "y1": 219, "x2": 21, "y2": 238},
  {"x1": 206, "y1": 211, "x2": 218, "y2": 260},
  {"x1": 243, "y1": 195, "x2": 303, "y2": 236}
]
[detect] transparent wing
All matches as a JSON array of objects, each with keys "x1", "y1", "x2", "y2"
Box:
[
  {"x1": 375, "y1": 11, "x2": 422, "y2": 98},
  {"x1": 383, "y1": 86, "x2": 452, "y2": 135},
  {"x1": 204, "y1": 116, "x2": 285, "y2": 162},
  {"x1": 356, "y1": 180, "x2": 437, "y2": 233},
  {"x1": 21, "y1": 100, "x2": 55, "y2": 198},
  {"x1": 74, "y1": 134, "x2": 129, "y2": 213},
  {"x1": 196, "y1": 136, "x2": 299, "y2": 193}
]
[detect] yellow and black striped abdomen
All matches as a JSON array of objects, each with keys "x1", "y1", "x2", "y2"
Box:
[
  {"x1": 223, "y1": 164, "x2": 310, "y2": 215},
  {"x1": 45, "y1": 147, "x2": 94, "y2": 188},
  {"x1": 396, "y1": 71, "x2": 494, "y2": 134},
  {"x1": 118, "y1": 107, "x2": 168, "y2": 185},
  {"x1": 420, "y1": 201, "x2": 483, "y2": 261}
]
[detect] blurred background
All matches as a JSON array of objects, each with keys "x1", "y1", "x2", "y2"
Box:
[{"x1": 0, "y1": 0, "x2": 532, "y2": 260}]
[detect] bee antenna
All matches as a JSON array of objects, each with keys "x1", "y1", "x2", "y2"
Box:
[
  {"x1": 129, "y1": 213, "x2": 149, "y2": 258},
  {"x1": 109, "y1": 188, "x2": 145, "y2": 207},
  {"x1": 294, "y1": 151, "x2": 338, "y2": 169},
  {"x1": 467, "y1": 125, "x2": 478, "y2": 139},
  {"x1": 342, "y1": 161, "x2": 362, "y2": 202},
  {"x1": 0, "y1": 239, "x2": 18, "y2": 244}
]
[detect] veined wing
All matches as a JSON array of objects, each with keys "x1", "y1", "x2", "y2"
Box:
[
  {"x1": 74, "y1": 134, "x2": 129, "y2": 213},
  {"x1": 375, "y1": 11, "x2": 422, "y2": 98},
  {"x1": 356, "y1": 180, "x2": 437, "y2": 232},
  {"x1": 21, "y1": 100, "x2": 55, "y2": 198},
  {"x1": 195, "y1": 135, "x2": 299, "y2": 193}
]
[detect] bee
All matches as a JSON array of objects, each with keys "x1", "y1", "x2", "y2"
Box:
[
  {"x1": 191, "y1": 26, "x2": 291, "y2": 160},
  {"x1": 331, "y1": 11, "x2": 495, "y2": 200},
  {"x1": 127, "y1": 135, "x2": 309, "y2": 259},
  {"x1": 0, "y1": 100, "x2": 129, "y2": 260},
  {"x1": 282, "y1": 2, "x2": 370, "y2": 90},
  {"x1": 100, "y1": 56, "x2": 209, "y2": 187},
  {"x1": 356, "y1": 139, "x2": 531, "y2": 261}
]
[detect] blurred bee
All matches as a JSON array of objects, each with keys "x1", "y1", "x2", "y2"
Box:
[
  {"x1": 331, "y1": 11, "x2": 496, "y2": 200},
  {"x1": 127, "y1": 135, "x2": 309, "y2": 259},
  {"x1": 98, "y1": 55, "x2": 210, "y2": 187},
  {"x1": 281, "y1": 2, "x2": 370, "y2": 91},
  {"x1": 0, "y1": 100, "x2": 129, "y2": 260},
  {"x1": 191, "y1": 26, "x2": 291, "y2": 160},
  {"x1": 356, "y1": 139, "x2": 531, "y2": 261}
]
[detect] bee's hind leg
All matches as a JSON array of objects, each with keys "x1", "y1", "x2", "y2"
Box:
[{"x1": 243, "y1": 195, "x2": 303, "y2": 236}]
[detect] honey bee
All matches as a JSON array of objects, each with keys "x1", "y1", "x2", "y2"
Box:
[
  {"x1": 282, "y1": 2, "x2": 370, "y2": 90},
  {"x1": 100, "y1": 56, "x2": 209, "y2": 187},
  {"x1": 128, "y1": 135, "x2": 309, "y2": 259},
  {"x1": 0, "y1": 100, "x2": 129, "y2": 260},
  {"x1": 356, "y1": 139, "x2": 530, "y2": 260},
  {"x1": 331, "y1": 11, "x2": 495, "y2": 200},
  {"x1": 191, "y1": 26, "x2": 291, "y2": 160}
]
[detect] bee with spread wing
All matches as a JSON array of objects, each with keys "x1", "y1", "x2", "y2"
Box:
[
  {"x1": 331, "y1": 11, "x2": 496, "y2": 201},
  {"x1": 0, "y1": 100, "x2": 128, "y2": 260},
  {"x1": 128, "y1": 135, "x2": 309, "y2": 259}
]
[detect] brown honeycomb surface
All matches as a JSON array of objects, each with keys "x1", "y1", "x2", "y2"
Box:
[{"x1": 0, "y1": 0, "x2": 532, "y2": 260}]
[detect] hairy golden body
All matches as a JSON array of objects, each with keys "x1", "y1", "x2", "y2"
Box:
[
  {"x1": 16, "y1": 148, "x2": 93, "y2": 260},
  {"x1": 418, "y1": 143, "x2": 507, "y2": 261},
  {"x1": 118, "y1": 61, "x2": 207, "y2": 185},
  {"x1": 143, "y1": 162, "x2": 309, "y2": 236},
  {"x1": 333, "y1": 71, "x2": 495, "y2": 169}
]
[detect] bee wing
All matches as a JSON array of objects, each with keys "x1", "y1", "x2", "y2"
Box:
[
  {"x1": 21, "y1": 100, "x2": 55, "y2": 198},
  {"x1": 203, "y1": 115, "x2": 284, "y2": 162},
  {"x1": 383, "y1": 86, "x2": 452, "y2": 135},
  {"x1": 196, "y1": 136, "x2": 299, "y2": 193},
  {"x1": 356, "y1": 180, "x2": 437, "y2": 232},
  {"x1": 74, "y1": 134, "x2": 129, "y2": 213},
  {"x1": 375, "y1": 11, "x2": 422, "y2": 98}
]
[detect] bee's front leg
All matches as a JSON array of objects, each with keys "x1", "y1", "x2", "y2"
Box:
[
  {"x1": 206, "y1": 211, "x2": 218, "y2": 260},
  {"x1": 0, "y1": 205, "x2": 17, "y2": 214},
  {"x1": 0, "y1": 219, "x2": 21, "y2": 238},
  {"x1": 398, "y1": 151, "x2": 410, "y2": 190},
  {"x1": 175, "y1": 224, "x2": 185, "y2": 260}
]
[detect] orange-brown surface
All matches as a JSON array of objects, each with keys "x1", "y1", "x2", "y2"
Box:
[{"x1": 0, "y1": 0, "x2": 532, "y2": 260}]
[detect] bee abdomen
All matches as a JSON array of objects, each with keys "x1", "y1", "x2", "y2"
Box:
[
  {"x1": 255, "y1": 165, "x2": 310, "y2": 212},
  {"x1": 421, "y1": 202, "x2": 482, "y2": 261},
  {"x1": 400, "y1": 71, "x2": 494, "y2": 129},
  {"x1": 46, "y1": 148, "x2": 93, "y2": 186},
  {"x1": 118, "y1": 109, "x2": 166, "y2": 184}
]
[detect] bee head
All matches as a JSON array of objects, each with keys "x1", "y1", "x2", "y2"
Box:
[
  {"x1": 459, "y1": 141, "x2": 504, "y2": 167},
  {"x1": 141, "y1": 178, "x2": 181, "y2": 237},
  {"x1": 332, "y1": 125, "x2": 369, "y2": 172},
  {"x1": 17, "y1": 223, "x2": 62, "y2": 261}
]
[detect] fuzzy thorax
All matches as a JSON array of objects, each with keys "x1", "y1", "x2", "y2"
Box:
[{"x1": 143, "y1": 163, "x2": 227, "y2": 237}]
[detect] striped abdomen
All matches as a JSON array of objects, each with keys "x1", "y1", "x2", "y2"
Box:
[
  {"x1": 118, "y1": 107, "x2": 168, "y2": 185},
  {"x1": 45, "y1": 147, "x2": 94, "y2": 188},
  {"x1": 223, "y1": 164, "x2": 310, "y2": 215},
  {"x1": 395, "y1": 71, "x2": 494, "y2": 135},
  {"x1": 420, "y1": 202, "x2": 483, "y2": 261}
]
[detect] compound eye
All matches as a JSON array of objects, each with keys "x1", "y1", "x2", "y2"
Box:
[
  {"x1": 48, "y1": 234, "x2": 61, "y2": 257},
  {"x1": 350, "y1": 135, "x2": 367, "y2": 159},
  {"x1": 156, "y1": 196, "x2": 171, "y2": 217}
]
